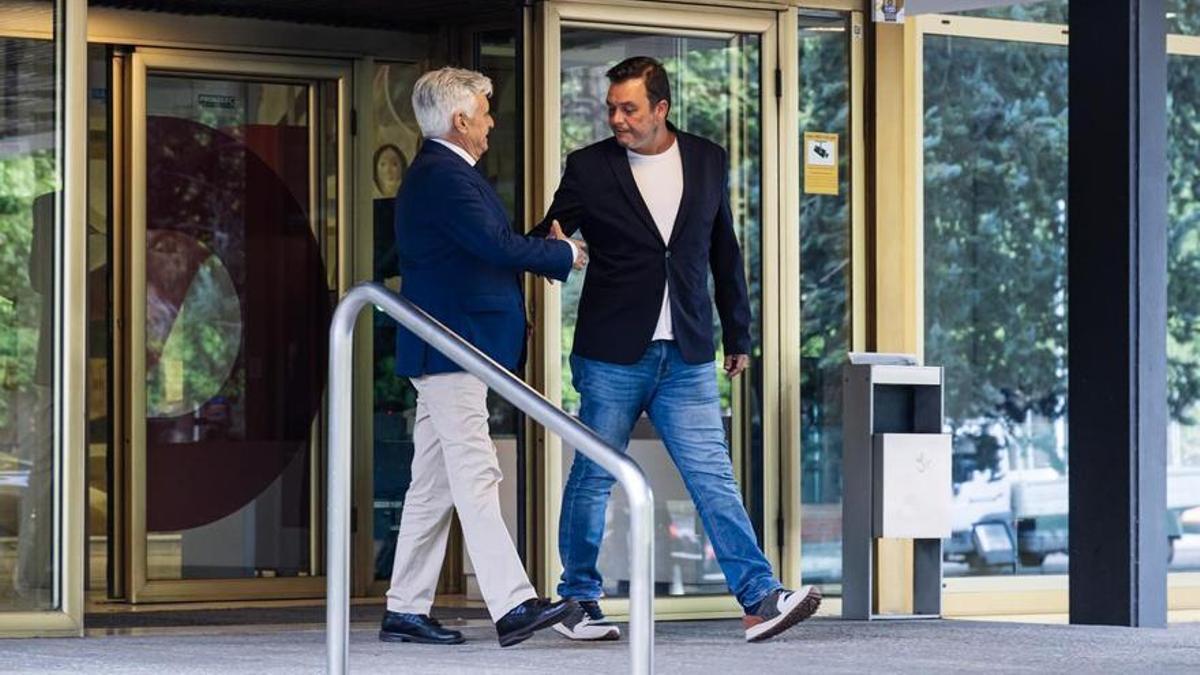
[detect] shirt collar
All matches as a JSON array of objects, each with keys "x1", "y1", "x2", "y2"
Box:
[{"x1": 429, "y1": 137, "x2": 477, "y2": 167}]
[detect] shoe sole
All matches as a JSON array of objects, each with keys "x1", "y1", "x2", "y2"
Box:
[
  {"x1": 498, "y1": 604, "x2": 579, "y2": 648},
  {"x1": 745, "y1": 586, "x2": 822, "y2": 643},
  {"x1": 379, "y1": 630, "x2": 465, "y2": 645},
  {"x1": 552, "y1": 622, "x2": 622, "y2": 641}
]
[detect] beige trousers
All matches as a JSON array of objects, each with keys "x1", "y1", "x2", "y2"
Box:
[{"x1": 385, "y1": 372, "x2": 536, "y2": 621}]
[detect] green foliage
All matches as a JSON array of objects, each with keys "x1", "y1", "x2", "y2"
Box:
[
  {"x1": 374, "y1": 352, "x2": 417, "y2": 413},
  {"x1": 798, "y1": 22, "x2": 853, "y2": 505},
  {"x1": 144, "y1": 255, "x2": 242, "y2": 418},
  {"x1": 1167, "y1": 53, "x2": 1200, "y2": 424},
  {"x1": 1169, "y1": 0, "x2": 1200, "y2": 36},
  {"x1": 924, "y1": 36, "x2": 1070, "y2": 472},
  {"x1": 924, "y1": 27, "x2": 1200, "y2": 473},
  {"x1": 960, "y1": 0, "x2": 1067, "y2": 23},
  {"x1": 0, "y1": 152, "x2": 56, "y2": 427}
]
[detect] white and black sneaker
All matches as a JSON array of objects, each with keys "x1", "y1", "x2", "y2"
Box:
[
  {"x1": 743, "y1": 586, "x2": 822, "y2": 643},
  {"x1": 552, "y1": 600, "x2": 621, "y2": 641}
]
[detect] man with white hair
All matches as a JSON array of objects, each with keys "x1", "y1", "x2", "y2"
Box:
[{"x1": 381, "y1": 66, "x2": 585, "y2": 648}]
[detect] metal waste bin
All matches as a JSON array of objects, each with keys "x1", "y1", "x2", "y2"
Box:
[{"x1": 842, "y1": 353, "x2": 950, "y2": 620}]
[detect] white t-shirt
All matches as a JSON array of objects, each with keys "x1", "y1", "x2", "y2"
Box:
[{"x1": 627, "y1": 139, "x2": 683, "y2": 341}]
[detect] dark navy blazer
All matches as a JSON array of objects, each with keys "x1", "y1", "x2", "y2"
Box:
[
  {"x1": 394, "y1": 141, "x2": 573, "y2": 377},
  {"x1": 531, "y1": 129, "x2": 751, "y2": 366}
]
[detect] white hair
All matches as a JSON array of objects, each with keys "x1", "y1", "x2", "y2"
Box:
[{"x1": 411, "y1": 67, "x2": 493, "y2": 138}]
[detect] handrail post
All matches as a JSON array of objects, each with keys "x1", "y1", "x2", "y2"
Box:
[
  {"x1": 326, "y1": 283, "x2": 654, "y2": 674},
  {"x1": 326, "y1": 292, "x2": 370, "y2": 675}
]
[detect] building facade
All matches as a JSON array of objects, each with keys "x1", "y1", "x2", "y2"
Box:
[{"x1": 1, "y1": 0, "x2": 1198, "y2": 637}]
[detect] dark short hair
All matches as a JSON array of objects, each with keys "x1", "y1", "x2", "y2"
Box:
[{"x1": 606, "y1": 56, "x2": 671, "y2": 111}]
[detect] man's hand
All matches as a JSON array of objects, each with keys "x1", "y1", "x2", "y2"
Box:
[
  {"x1": 724, "y1": 354, "x2": 749, "y2": 379},
  {"x1": 548, "y1": 219, "x2": 588, "y2": 270}
]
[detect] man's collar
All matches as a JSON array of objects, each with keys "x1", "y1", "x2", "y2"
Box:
[{"x1": 428, "y1": 137, "x2": 477, "y2": 166}]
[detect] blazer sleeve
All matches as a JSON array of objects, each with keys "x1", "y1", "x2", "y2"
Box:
[
  {"x1": 709, "y1": 148, "x2": 753, "y2": 356},
  {"x1": 530, "y1": 151, "x2": 586, "y2": 239},
  {"x1": 441, "y1": 171, "x2": 574, "y2": 281}
]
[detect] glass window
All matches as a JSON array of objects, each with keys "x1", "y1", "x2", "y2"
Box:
[
  {"x1": 1168, "y1": 1, "x2": 1199, "y2": 37},
  {"x1": 797, "y1": 13, "x2": 853, "y2": 588},
  {"x1": 370, "y1": 59, "x2": 424, "y2": 583},
  {"x1": 140, "y1": 74, "x2": 334, "y2": 581},
  {"x1": 923, "y1": 34, "x2": 1070, "y2": 577},
  {"x1": 928, "y1": 6, "x2": 1200, "y2": 579},
  {"x1": 957, "y1": 1, "x2": 1066, "y2": 23},
  {"x1": 1167, "y1": 42, "x2": 1200, "y2": 573},
  {"x1": 0, "y1": 8, "x2": 58, "y2": 612},
  {"x1": 558, "y1": 27, "x2": 763, "y2": 598}
]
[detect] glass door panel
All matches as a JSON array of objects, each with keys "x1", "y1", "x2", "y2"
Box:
[
  {"x1": 0, "y1": 26, "x2": 58, "y2": 615},
  {"x1": 129, "y1": 55, "x2": 346, "y2": 599},
  {"x1": 796, "y1": 12, "x2": 854, "y2": 589},
  {"x1": 557, "y1": 26, "x2": 764, "y2": 599},
  {"x1": 367, "y1": 32, "x2": 526, "y2": 593}
]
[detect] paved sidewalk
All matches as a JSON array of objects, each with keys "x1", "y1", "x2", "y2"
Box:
[{"x1": 2, "y1": 617, "x2": 1198, "y2": 673}]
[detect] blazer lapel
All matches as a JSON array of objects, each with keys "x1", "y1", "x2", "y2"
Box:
[
  {"x1": 667, "y1": 132, "x2": 692, "y2": 248},
  {"x1": 605, "y1": 140, "x2": 667, "y2": 247}
]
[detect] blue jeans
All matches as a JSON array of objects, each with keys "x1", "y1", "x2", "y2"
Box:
[{"x1": 557, "y1": 341, "x2": 782, "y2": 610}]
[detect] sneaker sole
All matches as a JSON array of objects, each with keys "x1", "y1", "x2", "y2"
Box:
[
  {"x1": 745, "y1": 586, "x2": 822, "y2": 643},
  {"x1": 498, "y1": 603, "x2": 578, "y2": 648},
  {"x1": 378, "y1": 630, "x2": 465, "y2": 645},
  {"x1": 552, "y1": 622, "x2": 622, "y2": 641}
]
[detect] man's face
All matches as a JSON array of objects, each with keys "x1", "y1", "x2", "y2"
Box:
[
  {"x1": 455, "y1": 93, "x2": 493, "y2": 160},
  {"x1": 607, "y1": 78, "x2": 668, "y2": 152}
]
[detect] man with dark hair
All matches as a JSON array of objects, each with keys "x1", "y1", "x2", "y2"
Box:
[{"x1": 532, "y1": 56, "x2": 821, "y2": 643}]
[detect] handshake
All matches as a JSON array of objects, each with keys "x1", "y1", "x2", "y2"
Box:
[{"x1": 547, "y1": 219, "x2": 588, "y2": 270}]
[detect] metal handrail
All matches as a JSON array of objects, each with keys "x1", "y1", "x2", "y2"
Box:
[{"x1": 326, "y1": 282, "x2": 654, "y2": 674}]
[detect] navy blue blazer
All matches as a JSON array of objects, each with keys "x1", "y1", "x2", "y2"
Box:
[
  {"x1": 531, "y1": 129, "x2": 751, "y2": 365},
  {"x1": 394, "y1": 141, "x2": 574, "y2": 377}
]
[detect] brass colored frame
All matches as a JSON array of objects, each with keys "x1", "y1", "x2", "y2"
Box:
[
  {"x1": 0, "y1": 0, "x2": 88, "y2": 638},
  {"x1": 871, "y1": 15, "x2": 923, "y2": 616},
  {"x1": 532, "y1": 0, "x2": 781, "y2": 619},
  {"x1": 126, "y1": 50, "x2": 352, "y2": 603},
  {"x1": 779, "y1": 6, "x2": 868, "y2": 591}
]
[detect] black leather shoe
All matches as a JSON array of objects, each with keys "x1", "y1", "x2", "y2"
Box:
[
  {"x1": 495, "y1": 598, "x2": 580, "y2": 648},
  {"x1": 379, "y1": 611, "x2": 465, "y2": 644}
]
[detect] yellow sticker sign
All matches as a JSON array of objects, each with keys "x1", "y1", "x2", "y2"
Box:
[{"x1": 804, "y1": 132, "x2": 839, "y2": 195}]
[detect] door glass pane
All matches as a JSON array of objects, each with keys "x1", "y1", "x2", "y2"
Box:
[
  {"x1": 370, "y1": 37, "x2": 526, "y2": 585},
  {"x1": 143, "y1": 75, "x2": 332, "y2": 580},
  {"x1": 923, "y1": 34, "x2": 1069, "y2": 577},
  {"x1": 370, "y1": 60, "x2": 424, "y2": 582},
  {"x1": 1167, "y1": 42, "x2": 1200, "y2": 573},
  {"x1": 796, "y1": 13, "x2": 853, "y2": 589},
  {"x1": 473, "y1": 31, "x2": 526, "y2": 579},
  {"x1": 558, "y1": 28, "x2": 762, "y2": 598},
  {"x1": 86, "y1": 44, "x2": 111, "y2": 595},
  {"x1": 0, "y1": 12, "x2": 58, "y2": 612}
]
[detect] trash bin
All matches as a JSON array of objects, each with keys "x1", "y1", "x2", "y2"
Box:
[{"x1": 842, "y1": 353, "x2": 950, "y2": 620}]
